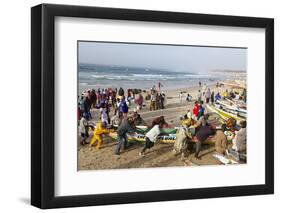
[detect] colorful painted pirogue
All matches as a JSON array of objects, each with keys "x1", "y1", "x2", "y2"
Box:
[
  {"x1": 100, "y1": 98, "x2": 246, "y2": 145},
  {"x1": 206, "y1": 95, "x2": 247, "y2": 123},
  {"x1": 108, "y1": 125, "x2": 234, "y2": 144}
]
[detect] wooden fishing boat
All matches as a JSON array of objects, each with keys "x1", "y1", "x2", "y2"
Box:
[
  {"x1": 216, "y1": 100, "x2": 247, "y2": 119},
  {"x1": 108, "y1": 126, "x2": 234, "y2": 144},
  {"x1": 206, "y1": 104, "x2": 246, "y2": 122}
]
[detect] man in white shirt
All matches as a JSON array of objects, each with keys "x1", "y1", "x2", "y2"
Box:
[
  {"x1": 139, "y1": 120, "x2": 166, "y2": 156},
  {"x1": 179, "y1": 92, "x2": 183, "y2": 102},
  {"x1": 79, "y1": 114, "x2": 89, "y2": 145},
  {"x1": 232, "y1": 120, "x2": 247, "y2": 153}
]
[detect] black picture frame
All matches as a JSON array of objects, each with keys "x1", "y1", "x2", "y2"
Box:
[{"x1": 31, "y1": 3, "x2": 274, "y2": 209}]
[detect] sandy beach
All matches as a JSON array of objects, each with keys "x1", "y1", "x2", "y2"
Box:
[{"x1": 78, "y1": 81, "x2": 244, "y2": 170}]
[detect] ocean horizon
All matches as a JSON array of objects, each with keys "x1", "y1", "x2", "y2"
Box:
[{"x1": 78, "y1": 63, "x2": 245, "y2": 93}]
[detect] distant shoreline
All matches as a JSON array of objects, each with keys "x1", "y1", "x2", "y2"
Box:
[
  {"x1": 78, "y1": 63, "x2": 246, "y2": 94},
  {"x1": 78, "y1": 78, "x2": 244, "y2": 95}
]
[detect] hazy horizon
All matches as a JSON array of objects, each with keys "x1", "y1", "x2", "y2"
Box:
[{"x1": 78, "y1": 41, "x2": 247, "y2": 73}]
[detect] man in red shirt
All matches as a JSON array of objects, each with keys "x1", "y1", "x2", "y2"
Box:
[{"x1": 193, "y1": 101, "x2": 200, "y2": 118}]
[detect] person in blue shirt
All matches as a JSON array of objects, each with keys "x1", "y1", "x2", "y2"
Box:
[
  {"x1": 119, "y1": 97, "x2": 128, "y2": 118},
  {"x1": 215, "y1": 92, "x2": 222, "y2": 101},
  {"x1": 198, "y1": 101, "x2": 205, "y2": 118}
]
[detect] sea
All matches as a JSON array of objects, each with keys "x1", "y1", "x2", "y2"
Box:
[{"x1": 78, "y1": 63, "x2": 240, "y2": 94}]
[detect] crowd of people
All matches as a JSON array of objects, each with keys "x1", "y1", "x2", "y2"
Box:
[
  {"x1": 78, "y1": 87, "x2": 145, "y2": 123},
  {"x1": 79, "y1": 107, "x2": 170, "y2": 156},
  {"x1": 78, "y1": 86, "x2": 170, "y2": 156},
  {"x1": 174, "y1": 82, "x2": 247, "y2": 161},
  {"x1": 177, "y1": 109, "x2": 247, "y2": 161},
  {"x1": 148, "y1": 86, "x2": 166, "y2": 111},
  {"x1": 194, "y1": 82, "x2": 246, "y2": 104},
  {"x1": 78, "y1": 82, "x2": 247, "y2": 163}
]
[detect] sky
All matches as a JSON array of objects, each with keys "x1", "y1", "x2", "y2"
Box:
[{"x1": 78, "y1": 41, "x2": 247, "y2": 73}]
